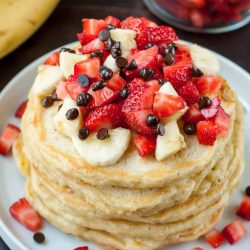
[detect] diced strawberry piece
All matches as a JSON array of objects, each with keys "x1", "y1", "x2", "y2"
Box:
[
  {"x1": 183, "y1": 104, "x2": 204, "y2": 123},
  {"x1": 15, "y1": 100, "x2": 28, "y2": 118},
  {"x1": 74, "y1": 247, "x2": 88, "y2": 250},
  {"x1": 106, "y1": 73, "x2": 126, "y2": 92},
  {"x1": 80, "y1": 38, "x2": 104, "y2": 54},
  {"x1": 0, "y1": 124, "x2": 20, "y2": 155},
  {"x1": 85, "y1": 103, "x2": 123, "y2": 132},
  {"x1": 222, "y1": 220, "x2": 247, "y2": 245},
  {"x1": 201, "y1": 96, "x2": 220, "y2": 119},
  {"x1": 141, "y1": 17, "x2": 158, "y2": 27},
  {"x1": 83, "y1": 18, "x2": 106, "y2": 37},
  {"x1": 56, "y1": 81, "x2": 69, "y2": 100},
  {"x1": 131, "y1": 48, "x2": 140, "y2": 55},
  {"x1": 135, "y1": 24, "x2": 149, "y2": 50},
  {"x1": 214, "y1": 107, "x2": 230, "y2": 137},
  {"x1": 197, "y1": 120, "x2": 217, "y2": 146},
  {"x1": 153, "y1": 93, "x2": 185, "y2": 118},
  {"x1": 194, "y1": 76, "x2": 222, "y2": 95},
  {"x1": 65, "y1": 76, "x2": 88, "y2": 100},
  {"x1": 175, "y1": 44, "x2": 191, "y2": 61},
  {"x1": 104, "y1": 16, "x2": 120, "y2": 27},
  {"x1": 43, "y1": 51, "x2": 60, "y2": 66},
  {"x1": 147, "y1": 79, "x2": 161, "y2": 93},
  {"x1": 77, "y1": 32, "x2": 95, "y2": 46},
  {"x1": 120, "y1": 16, "x2": 144, "y2": 30},
  {"x1": 205, "y1": 229, "x2": 224, "y2": 248},
  {"x1": 134, "y1": 135, "x2": 156, "y2": 156},
  {"x1": 178, "y1": 81, "x2": 200, "y2": 104},
  {"x1": 9, "y1": 198, "x2": 42, "y2": 232},
  {"x1": 237, "y1": 196, "x2": 250, "y2": 220},
  {"x1": 74, "y1": 58, "x2": 100, "y2": 78}
]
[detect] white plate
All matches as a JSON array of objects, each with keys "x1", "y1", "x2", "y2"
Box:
[{"x1": 0, "y1": 42, "x2": 249, "y2": 250}]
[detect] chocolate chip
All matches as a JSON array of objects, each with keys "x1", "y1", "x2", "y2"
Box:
[
  {"x1": 98, "y1": 66, "x2": 113, "y2": 80},
  {"x1": 119, "y1": 70, "x2": 126, "y2": 80},
  {"x1": 158, "y1": 78, "x2": 168, "y2": 85},
  {"x1": 51, "y1": 91, "x2": 60, "y2": 101},
  {"x1": 106, "y1": 23, "x2": 116, "y2": 30},
  {"x1": 183, "y1": 123, "x2": 196, "y2": 135},
  {"x1": 66, "y1": 108, "x2": 79, "y2": 120},
  {"x1": 198, "y1": 96, "x2": 211, "y2": 109},
  {"x1": 41, "y1": 96, "x2": 53, "y2": 108},
  {"x1": 146, "y1": 114, "x2": 160, "y2": 127},
  {"x1": 115, "y1": 56, "x2": 128, "y2": 69},
  {"x1": 77, "y1": 74, "x2": 89, "y2": 87},
  {"x1": 76, "y1": 92, "x2": 92, "y2": 107},
  {"x1": 97, "y1": 128, "x2": 109, "y2": 140},
  {"x1": 145, "y1": 43, "x2": 155, "y2": 49},
  {"x1": 170, "y1": 40, "x2": 178, "y2": 50},
  {"x1": 59, "y1": 47, "x2": 75, "y2": 53},
  {"x1": 33, "y1": 232, "x2": 45, "y2": 244},
  {"x1": 164, "y1": 53, "x2": 175, "y2": 65},
  {"x1": 119, "y1": 87, "x2": 129, "y2": 99},
  {"x1": 99, "y1": 29, "x2": 110, "y2": 41},
  {"x1": 90, "y1": 51, "x2": 103, "y2": 59},
  {"x1": 105, "y1": 38, "x2": 115, "y2": 51},
  {"x1": 156, "y1": 123, "x2": 165, "y2": 136},
  {"x1": 163, "y1": 44, "x2": 175, "y2": 56},
  {"x1": 126, "y1": 59, "x2": 137, "y2": 70},
  {"x1": 111, "y1": 48, "x2": 121, "y2": 58},
  {"x1": 191, "y1": 66, "x2": 204, "y2": 77},
  {"x1": 245, "y1": 186, "x2": 250, "y2": 197},
  {"x1": 58, "y1": 104, "x2": 63, "y2": 111},
  {"x1": 112, "y1": 42, "x2": 120, "y2": 49},
  {"x1": 78, "y1": 127, "x2": 90, "y2": 140},
  {"x1": 92, "y1": 80, "x2": 106, "y2": 91},
  {"x1": 139, "y1": 68, "x2": 154, "y2": 80}
]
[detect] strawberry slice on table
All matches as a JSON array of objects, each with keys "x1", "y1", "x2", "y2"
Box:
[
  {"x1": 197, "y1": 120, "x2": 217, "y2": 146},
  {"x1": 0, "y1": 123, "x2": 20, "y2": 155},
  {"x1": 205, "y1": 229, "x2": 224, "y2": 248},
  {"x1": 183, "y1": 104, "x2": 204, "y2": 123},
  {"x1": 43, "y1": 51, "x2": 60, "y2": 66},
  {"x1": 133, "y1": 135, "x2": 156, "y2": 157},
  {"x1": 74, "y1": 57, "x2": 100, "y2": 78},
  {"x1": 214, "y1": 107, "x2": 230, "y2": 137},
  {"x1": 104, "y1": 16, "x2": 120, "y2": 27},
  {"x1": 15, "y1": 100, "x2": 28, "y2": 118},
  {"x1": 80, "y1": 38, "x2": 104, "y2": 54},
  {"x1": 178, "y1": 81, "x2": 200, "y2": 104},
  {"x1": 9, "y1": 198, "x2": 42, "y2": 232},
  {"x1": 222, "y1": 220, "x2": 247, "y2": 245},
  {"x1": 106, "y1": 73, "x2": 126, "y2": 92},
  {"x1": 201, "y1": 96, "x2": 220, "y2": 119},
  {"x1": 194, "y1": 76, "x2": 222, "y2": 95},
  {"x1": 237, "y1": 196, "x2": 250, "y2": 220}
]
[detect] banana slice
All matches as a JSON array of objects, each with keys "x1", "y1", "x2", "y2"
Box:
[
  {"x1": 155, "y1": 120, "x2": 186, "y2": 161},
  {"x1": 72, "y1": 128, "x2": 131, "y2": 166},
  {"x1": 190, "y1": 44, "x2": 220, "y2": 76},
  {"x1": 103, "y1": 54, "x2": 119, "y2": 72},
  {"x1": 59, "y1": 52, "x2": 88, "y2": 79}
]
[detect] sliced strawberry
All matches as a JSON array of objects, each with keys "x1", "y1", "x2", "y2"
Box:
[
  {"x1": 74, "y1": 247, "x2": 88, "y2": 250},
  {"x1": 194, "y1": 76, "x2": 222, "y2": 95},
  {"x1": 65, "y1": 75, "x2": 88, "y2": 100},
  {"x1": 175, "y1": 44, "x2": 191, "y2": 61},
  {"x1": 201, "y1": 96, "x2": 220, "y2": 119},
  {"x1": 134, "y1": 135, "x2": 156, "y2": 156},
  {"x1": 222, "y1": 220, "x2": 247, "y2": 245},
  {"x1": 147, "y1": 79, "x2": 161, "y2": 93},
  {"x1": 85, "y1": 103, "x2": 123, "y2": 132},
  {"x1": 106, "y1": 73, "x2": 126, "y2": 92},
  {"x1": 74, "y1": 58, "x2": 100, "y2": 78},
  {"x1": 82, "y1": 18, "x2": 106, "y2": 40},
  {"x1": 9, "y1": 198, "x2": 42, "y2": 232},
  {"x1": 43, "y1": 51, "x2": 60, "y2": 66},
  {"x1": 130, "y1": 48, "x2": 140, "y2": 55},
  {"x1": 80, "y1": 38, "x2": 104, "y2": 54},
  {"x1": 205, "y1": 229, "x2": 224, "y2": 248},
  {"x1": 77, "y1": 32, "x2": 95, "y2": 46},
  {"x1": 104, "y1": 16, "x2": 120, "y2": 27},
  {"x1": 153, "y1": 93, "x2": 185, "y2": 118},
  {"x1": 237, "y1": 196, "x2": 250, "y2": 221},
  {"x1": 15, "y1": 100, "x2": 28, "y2": 118},
  {"x1": 56, "y1": 81, "x2": 69, "y2": 100},
  {"x1": 141, "y1": 17, "x2": 158, "y2": 27},
  {"x1": 0, "y1": 124, "x2": 20, "y2": 155},
  {"x1": 197, "y1": 120, "x2": 217, "y2": 146},
  {"x1": 178, "y1": 81, "x2": 200, "y2": 104},
  {"x1": 214, "y1": 107, "x2": 230, "y2": 137},
  {"x1": 183, "y1": 104, "x2": 204, "y2": 123}
]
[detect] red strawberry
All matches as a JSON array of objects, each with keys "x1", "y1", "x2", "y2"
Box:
[
  {"x1": 183, "y1": 104, "x2": 204, "y2": 123},
  {"x1": 56, "y1": 81, "x2": 69, "y2": 100},
  {"x1": 197, "y1": 120, "x2": 217, "y2": 146},
  {"x1": 147, "y1": 79, "x2": 161, "y2": 93},
  {"x1": 133, "y1": 135, "x2": 156, "y2": 156},
  {"x1": 214, "y1": 107, "x2": 230, "y2": 137},
  {"x1": 74, "y1": 247, "x2": 88, "y2": 250},
  {"x1": 65, "y1": 75, "x2": 88, "y2": 100},
  {"x1": 201, "y1": 96, "x2": 220, "y2": 119},
  {"x1": 205, "y1": 229, "x2": 224, "y2": 248},
  {"x1": 222, "y1": 220, "x2": 247, "y2": 245},
  {"x1": 9, "y1": 198, "x2": 42, "y2": 232},
  {"x1": 194, "y1": 76, "x2": 222, "y2": 95},
  {"x1": 0, "y1": 124, "x2": 20, "y2": 155},
  {"x1": 175, "y1": 44, "x2": 191, "y2": 61},
  {"x1": 130, "y1": 48, "x2": 140, "y2": 55},
  {"x1": 43, "y1": 51, "x2": 60, "y2": 66},
  {"x1": 80, "y1": 38, "x2": 104, "y2": 54},
  {"x1": 85, "y1": 103, "x2": 123, "y2": 132},
  {"x1": 182, "y1": 0, "x2": 206, "y2": 8},
  {"x1": 82, "y1": 18, "x2": 106, "y2": 40},
  {"x1": 104, "y1": 16, "x2": 120, "y2": 27},
  {"x1": 15, "y1": 100, "x2": 28, "y2": 118},
  {"x1": 153, "y1": 93, "x2": 185, "y2": 118},
  {"x1": 74, "y1": 57, "x2": 100, "y2": 78},
  {"x1": 140, "y1": 17, "x2": 158, "y2": 27},
  {"x1": 192, "y1": 248, "x2": 205, "y2": 250},
  {"x1": 237, "y1": 196, "x2": 250, "y2": 220},
  {"x1": 178, "y1": 81, "x2": 200, "y2": 104},
  {"x1": 106, "y1": 73, "x2": 126, "y2": 92}
]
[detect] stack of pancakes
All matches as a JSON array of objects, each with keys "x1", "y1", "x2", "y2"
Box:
[{"x1": 13, "y1": 79, "x2": 245, "y2": 250}]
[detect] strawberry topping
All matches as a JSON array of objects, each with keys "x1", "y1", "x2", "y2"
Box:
[
  {"x1": 43, "y1": 51, "x2": 60, "y2": 66},
  {"x1": 134, "y1": 135, "x2": 156, "y2": 156},
  {"x1": 197, "y1": 120, "x2": 217, "y2": 146},
  {"x1": 178, "y1": 81, "x2": 200, "y2": 104},
  {"x1": 205, "y1": 229, "x2": 224, "y2": 248},
  {"x1": 194, "y1": 76, "x2": 222, "y2": 95}
]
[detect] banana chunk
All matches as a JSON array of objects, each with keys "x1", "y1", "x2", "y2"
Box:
[{"x1": 103, "y1": 55, "x2": 119, "y2": 72}]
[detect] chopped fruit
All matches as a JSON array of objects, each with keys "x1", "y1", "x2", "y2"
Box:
[
  {"x1": 56, "y1": 81, "x2": 69, "y2": 100},
  {"x1": 192, "y1": 248, "x2": 205, "y2": 250},
  {"x1": 15, "y1": 100, "x2": 28, "y2": 118},
  {"x1": 153, "y1": 93, "x2": 185, "y2": 118},
  {"x1": 140, "y1": 17, "x2": 158, "y2": 28},
  {"x1": 104, "y1": 16, "x2": 120, "y2": 27},
  {"x1": 175, "y1": 44, "x2": 191, "y2": 60},
  {"x1": 85, "y1": 103, "x2": 123, "y2": 132},
  {"x1": 194, "y1": 76, "x2": 222, "y2": 95},
  {"x1": 178, "y1": 81, "x2": 200, "y2": 104},
  {"x1": 147, "y1": 79, "x2": 161, "y2": 93},
  {"x1": 237, "y1": 196, "x2": 250, "y2": 220},
  {"x1": 73, "y1": 247, "x2": 88, "y2": 250},
  {"x1": 201, "y1": 96, "x2": 220, "y2": 119},
  {"x1": 0, "y1": 124, "x2": 20, "y2": 155},
  {"x1": 80, "y1": 38, "x2": 104, "y2": 54},
  {"x1": 182, "y1": 0, "x2": 206, "y2": 8},
  {"x1": 214, "y1": 107, "x2": 230, "y2": 137},
  {"x1": 130, "y1": 48, "x2": 140, "y2": 55},
  {"x1": 9, "y1": 198, "x2": 42, "y2": 232},
  {"x1": 197, "y1": 120, "x2": 217, "y2": 146},
  {"x1": 205, "y1": 229, "x2": 224, "y2": 248},
  {"x1": 106, "y1": 73, "x2": 126, "y2": 92},
  {"x1": 134, "y1": 135, "x2": 156, "y2": 156},
  {"x1": 222, "y1": 220, "x2": 247, "y2": 245},
  {"x1": 183, "y1": 104, "x2": 204, "y2": 123},
  {"x1": 74, "y1": 58, "x2": 100, "y2": 78},
  {"x1": 43, "y1": 51, "x2": 60, "y2": 66}
]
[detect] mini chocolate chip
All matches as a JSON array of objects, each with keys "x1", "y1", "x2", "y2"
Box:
[
  {"x1": 139, "y1": 68, "x2": 154, "y2": 80},
  {"x1": 119, "y1": 70, "x2": 126, "y2": 80},
  {"x1": 191, "y1": 66, "x2": 203, "y2": 77},
  {"x1": 156, "y1": 123, "x2": 165, "y2": 136},
  {"x1": 97, "y1": 128, "x2": 109, "y2": 140},
  {"x1": 119, "y1": 87, "x2": 129, "y2": 99},
  {"x1": 198, "y1": 96, "x2": 211, "y2": 109},
  {"x1": 158, "y1": 78, "x2": 168, "y2": 85},
  {"x1": 58, "y1": 104, "x2": 63, "y2": 111},
  {"x1": 90, "y1": 51, "x2": 103, "y2": 58},
  {"x1": 106, "y1": 23, "x2": 116, "y2": 30},
  {"x1": 145, "y1": 43, "x2": 155, "y2": 49},
  {"x1": 245, "y1": 186, "x2": 250, "y2": 197},
  {"x1": 99, "y1": 29, "x2": 110, "y2": 41},
  {"x1": 111, "y1": 48, "x2": 121, "y2": 58},
  {"x1": 51, "y1": 91, "x2": 60, "y2": 101},
  {"x1": 146, "y1": 114, "x2": 160, "y2": 127},
  {"x1": 41, "y1": 96, "x2": 53, "y2": 108},
  {"x1": 66, "y1": 108, "x2": 79, "y2": 120},
  {"x1": 112, "y1": 41, "x2": 120, "y2": 49},
  {"x1": 105, "y1": 38, "x2": 115, "y2": 50},
  {"x1": 92, "y1": 80, "x2": 106, "y2": 91},
  {"x1": 59, "y1": 47, "x2": 75, "y2": 53},
  {"x1": 115, "y1": 56, "x2": 128, "y2": 68},
  {"x1": 76, "y1": 92, "x2": 92, "y2": 107},
  {"x1": 163, "y1": 44, "x2": 175, "y2": 56},
  {"x1": 78, "y1": 127, "x2": 90, "y2": 140},
  {"x1": 183, "y1": 123, "x2": 196, "y2": 135},
  {"x1": 170, "y1": 40, "x2": 178, "y2": 50},
  {"x1": 77, "y1": 74, "x2": 89, "y2": 87},
  {"x1": 33, "y1": 232, "x2": 45, "y2": 244},
  {"x1": 98, "y1": 66, "x2": 113, "y2": 80},
  {"x1": 164, "y1": 53, "x2": 175, "y2": 65},
  {"x1": 126, "y1": 59, "x2": 137, "y2": 70}
]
